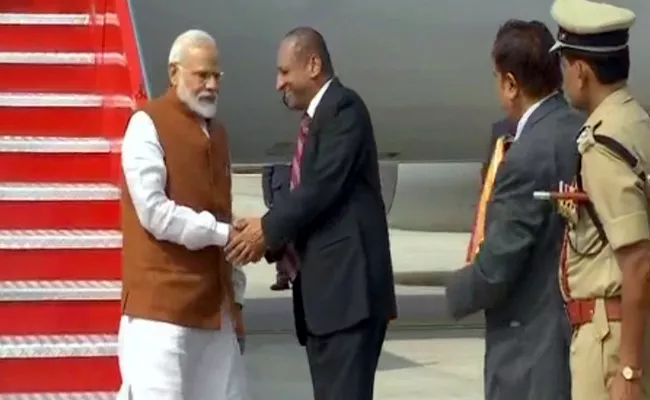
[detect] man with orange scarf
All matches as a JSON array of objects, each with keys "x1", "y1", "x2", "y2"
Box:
[{"x1": 444, "y1": 20, "x2": 584, "y2": 400}]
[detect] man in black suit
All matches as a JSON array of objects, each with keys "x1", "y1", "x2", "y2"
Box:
[
  {"x1": 445, "y1": 20, "x2": 584, "y2": 399},
  {"x1": 226, "y1": 27, "x2": 396, "y2": 400}
]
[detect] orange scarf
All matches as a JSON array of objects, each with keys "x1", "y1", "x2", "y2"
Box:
[{"x1": 465, "y1": 136, "x2": 512, "y2": 264}]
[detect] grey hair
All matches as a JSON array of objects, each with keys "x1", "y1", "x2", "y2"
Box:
[{"x1": 168, "y1": 29, "x2": 216, "y2": 65}]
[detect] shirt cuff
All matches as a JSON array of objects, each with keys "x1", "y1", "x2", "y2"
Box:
[
  {"x1": 605, "y1": 211, "x2": 650, "y2": 250},
  {"x1": 232, "y1": 266, "x2": 246, "y2": 306},
  {"x1": 234, "y1": 289, "x2": 245, "y2": 306},
  {"x1": 214, "y1": 221, "x2": 230, "y2": 247}
]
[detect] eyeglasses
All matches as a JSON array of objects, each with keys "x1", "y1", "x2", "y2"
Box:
[
  {"x1": 192, "y1": 70, "x2": 224, "y2": 83},
  {"x1": 176, "y1": 64, "x2": 224, "y2": 83}
]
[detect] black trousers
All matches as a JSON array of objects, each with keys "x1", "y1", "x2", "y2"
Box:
[{"x1": 305, "y1": 318, "x2": 387, "y2": 400}]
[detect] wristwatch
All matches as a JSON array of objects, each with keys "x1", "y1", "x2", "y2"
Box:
[{"x1": 621, "y1": 366, "x2": 643, "y2": 381}]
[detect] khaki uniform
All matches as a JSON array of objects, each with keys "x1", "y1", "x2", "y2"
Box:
[{"x1": 560, "y1": 87, "x2": 650, "y2": 399}]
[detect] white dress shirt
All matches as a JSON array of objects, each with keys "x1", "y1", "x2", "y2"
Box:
[
  {"x1": 306, "y1": 79, "x2": 333, "y2": 118},
  {"x1": 121, "y1": 111, "x2": 246, "y2": 305},
  {"x1": 514, "y1": 91, "x2": 557, "y2": 141}
]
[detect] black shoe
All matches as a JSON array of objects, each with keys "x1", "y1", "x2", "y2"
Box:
[{"x1": 270, "y1": 281, "x2": 290, "y2": 291}]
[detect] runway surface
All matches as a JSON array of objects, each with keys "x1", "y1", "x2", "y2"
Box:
[
  {"x1": 233, "y1": 173, "x2": 482, "y2": 332},
  {"x1": 245, "y1": 328, "x2": 484, "y2": 399},
  {"x1": 233, "y1": 174, "x2": 485, "y2": 398}
]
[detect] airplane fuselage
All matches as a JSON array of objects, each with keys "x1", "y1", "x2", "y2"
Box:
[{"x1": 131, "y1": 0, "x2": 650, "y2": 231}]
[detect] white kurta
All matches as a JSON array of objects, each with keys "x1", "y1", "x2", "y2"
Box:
[{"x1": 117, "y1": 110, "x2": 249, "y2": 399}]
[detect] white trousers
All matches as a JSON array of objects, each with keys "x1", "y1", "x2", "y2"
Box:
[{"x1": 116, "y1": 314, "x2": 249, "y2": 400}]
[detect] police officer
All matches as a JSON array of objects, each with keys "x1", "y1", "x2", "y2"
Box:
[{"x1": 550, "y1": 0, "x2": 650, "y2": 399}]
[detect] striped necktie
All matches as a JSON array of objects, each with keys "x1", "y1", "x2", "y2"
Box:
[
  {"x1": 290, "y1": 113, "x2": 311, "y2": 190},
  {"x1": 282, "y1": 112, "x2": 311, "y2": 281}
]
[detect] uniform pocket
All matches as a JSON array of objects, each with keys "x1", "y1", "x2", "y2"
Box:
[
  {"x1": 570, "y1": 323, "x2": 608, "y2": 399},
  {"x1": 592, "y1": 299, "x2": 617, "y2": 389},
  {"x1": 600, "y1": 322, "x2": 622, "y2": 391}
]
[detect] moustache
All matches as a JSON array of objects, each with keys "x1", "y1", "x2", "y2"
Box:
[
  {"x1": 281, "y1": 92, "x2": 291, "y2": 109},
  {"x1": 197, "y1": 93, "x2": 217, "y2": 103}
]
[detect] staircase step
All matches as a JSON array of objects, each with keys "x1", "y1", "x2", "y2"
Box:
[
  {"x1": 0, "y1": 93, "x2": 132, "y2": 137},
  {"x1": 0, "y1": 152, "x2": 119, "y2": 182},
  {"x1": 0, "y1": 334, "x2": 117, "y2": 358},
  {"x1": 0, "y1": 248, "x2": 120, "y2": 281},
  {"x1": 0, "y1": 52, "x2": 129, "y2": 94},
  {"x1": 0, "y1": 93, "x2": 131, "y2": 108},
  {"x1": 0, "y1": 183, "x2": 120, "y2": 200},
  {"x1": 0, "y1": 200, "x2": 120, "y2": 229},
  {"x1": 0, "y1": 52, "x2": 125, "y2": 65},
  {"x1": 0, "y1": 335, "x2": 119, "y2": 392},
  {"x1": 0, "y1": 300, "x2": 120, "y2": 335},
  {"x1": 0, "y1": 393, "x2": 117, "y2": 400},
  {"x1": 0, "y1": 136, "x2": 117, "y2": 151},
  {"x1": 1, "y1": 0, "x2": 116, "y2": 14},
  {"x1": 0, "y1": 13, "x2": 118, "y2": 26},
  {"x1": 0, "y1": 14, "x2": 121, "y2": 53},
  {"x1": 0, "y1": 229, "x2": 121, "y2": 249},
  {"x1": 0, "y1": 183, "x2": 120, "y2": 229},
  {"x1": 0, "y1": 281, "x2": 120, "y2": 335},
  {"x1": 0, "y1": 137, "x2": 121, "y2": 182},
  {"x1": 0, "y1": 280, "x2": 120, "y2": 301},
  {"x1": 0, "y1": 229, "x2": 121, "y2": 281}
]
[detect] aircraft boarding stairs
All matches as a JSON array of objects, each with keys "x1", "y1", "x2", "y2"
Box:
[{"x1": 0, "y1": 0, "x2": 146, "y2": 396}]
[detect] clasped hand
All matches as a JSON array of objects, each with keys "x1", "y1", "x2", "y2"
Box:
[{"x1": 225, "y1": 218, "x2": 266, "y2": 266}]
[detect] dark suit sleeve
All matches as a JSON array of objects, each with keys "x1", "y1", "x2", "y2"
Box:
[
  {"x1": 261, "y1": 165, "x2": 274, "y2": 209},
  {"x1": 264, "y1": 251, "x2": 280, "y2": 263},
  {"x1": 445, "y1": 159, "x2": 550, "y2": 319},
  {"x1": 262, "y1": 164, "x2": 291, "y2": 263},
  {"x1": 261, "y1": 99, "x2": 363, "y2": 251}
]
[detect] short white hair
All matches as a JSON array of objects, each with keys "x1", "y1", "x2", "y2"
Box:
[{"x1": 168, "y1": 29, "x2": 217, "y2": 65}]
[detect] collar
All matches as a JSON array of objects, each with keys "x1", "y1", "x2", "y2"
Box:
[
  {"x1": 306, "y1": 79, "x2": 333, "y2": 118},
  {"x1": 584, "y1": 86, "x2": 634, "y2": 127},
  {"x1": 514, "y1": 91, "x2": 558, "y2": 141}
]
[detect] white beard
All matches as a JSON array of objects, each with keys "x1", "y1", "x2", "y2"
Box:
[{"x1": 177, "y1": 79, "x2": 218, "y2": 119}]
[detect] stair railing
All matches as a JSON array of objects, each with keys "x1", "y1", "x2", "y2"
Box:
[{"x1": 115, "y1": 0, "x2": 149, "y2": 107}]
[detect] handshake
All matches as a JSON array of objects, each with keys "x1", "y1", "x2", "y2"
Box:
[{"x1": 225, "y1": 217, "x2": 266, "y2": 267}]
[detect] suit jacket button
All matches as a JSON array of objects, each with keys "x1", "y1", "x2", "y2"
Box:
[{"x1": 509, "y1": 320, "x2": 521, "y2": 328}]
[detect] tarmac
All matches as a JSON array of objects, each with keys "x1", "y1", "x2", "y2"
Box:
[{"x1": 232, "y1": 174, "x2": 485, "y2": 399}]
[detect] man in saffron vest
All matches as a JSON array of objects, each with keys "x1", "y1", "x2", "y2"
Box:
[
  {"x1": 444, "y1": 20, "x2": 584, "y2": 399},
  {"x1": 116, "y1": 29, "x2": 249, "y2": 400},
  {"x1": 549, "y1": 1, "x2": 650, "y2": 399}
]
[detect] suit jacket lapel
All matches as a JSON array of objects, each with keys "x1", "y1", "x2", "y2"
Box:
[
  {"x1": 298, "y1": 79, "x2": 341, "y2": 173},
  {"x1": 309, "y1": 78, "x2": 341, "y2": 132}
]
